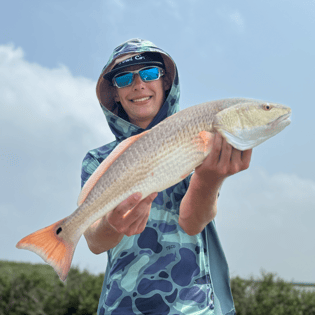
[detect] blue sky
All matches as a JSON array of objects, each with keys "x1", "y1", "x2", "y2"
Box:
[{"x1": 1, "y1": 0, "x2": 314, "y2": 283}]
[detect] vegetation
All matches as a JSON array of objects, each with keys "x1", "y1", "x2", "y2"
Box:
[
  {"x1": 0, "y1": 260, "x2": 314, "y2": 314},
  {"x1": 0, "y1": 261, "x2": 103, "y2": 315},
  {"x1": 231, "y1": 271, "x2": 315, "y2": 315}
]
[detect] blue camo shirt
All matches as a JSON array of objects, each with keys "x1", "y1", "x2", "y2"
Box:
[{"x1": 81, "y1": 39, "x2": 235, "y2": 315}]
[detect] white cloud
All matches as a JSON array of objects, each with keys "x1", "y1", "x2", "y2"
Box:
[
  {"x1": 0, "y1": 44, "x2": 110, "y2": 145},
  {"x1": 217, "y1": 169, "x2": 315, "y2": 231},
  {"x1": 114, "y1": 0, "x2": 125, "y2": 9},
  {"x1": 216, "y1": 169, "x2": 315, "y2": 282},
  {"x1": 1, "y1": 44, "x2": 113, "y2": 274},
  {"x1": 216, "y1": 7, "x2": 245, "y2": 33},
  {"x1": 229, "y1": 10, "x2": 245, "y2": 32}
]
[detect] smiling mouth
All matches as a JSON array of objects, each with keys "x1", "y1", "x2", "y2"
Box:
[{"x1": 131, "y1": 96, "x2": 152, "y2": 103}]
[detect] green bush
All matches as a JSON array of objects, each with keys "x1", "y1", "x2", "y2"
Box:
[
  {"x1": 1, "y1": 261, "x2": 315, "y2": 314},
  {"x1": 0, "y1": 261, "x2": 103, "y2": 315},
  {"x1": 231, "y1": 270, "x2": 315, "y2": 315}
]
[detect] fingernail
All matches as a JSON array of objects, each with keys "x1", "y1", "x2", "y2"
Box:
[{"x1": 134, "y1": 193, "x2": 141, "y2": 201}]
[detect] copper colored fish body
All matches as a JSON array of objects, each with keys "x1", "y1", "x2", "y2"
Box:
[{"x1": 16, "y1": 98, "x2": 291, "y2": 281}]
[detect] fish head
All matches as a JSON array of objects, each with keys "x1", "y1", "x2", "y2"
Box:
[{"x1": 213, "y1": 100, "x2": 292, "y2": 150}]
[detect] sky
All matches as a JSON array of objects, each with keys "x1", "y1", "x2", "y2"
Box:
[{"x1": 1, "y1": 0, "x2": 314, "y2": 283}]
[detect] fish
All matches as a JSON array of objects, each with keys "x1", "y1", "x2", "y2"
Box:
[{"x1": 16, "y1": 98, "x2": 291, "y2": 281}]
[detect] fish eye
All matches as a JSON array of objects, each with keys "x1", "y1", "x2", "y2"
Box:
[{"x1": 263, "y1": 104, "x2": 272, "y2": 111}]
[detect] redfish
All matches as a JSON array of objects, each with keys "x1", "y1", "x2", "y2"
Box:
[{"x1": 16, "y1": 98, "x2": 291, "y2": 281}]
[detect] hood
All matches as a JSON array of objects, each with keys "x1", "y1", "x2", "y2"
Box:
[{"x1": 96, "y1": 38, "x2": 180, "y2": 142}]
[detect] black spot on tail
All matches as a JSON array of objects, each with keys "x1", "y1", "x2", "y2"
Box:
[{"x1": 56, "y1": 227, "x2": 62, "y2": 235}]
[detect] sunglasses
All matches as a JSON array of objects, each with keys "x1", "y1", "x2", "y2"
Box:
[{"x1": 112, "y1": 66, "x2": 165, "y2": 88}]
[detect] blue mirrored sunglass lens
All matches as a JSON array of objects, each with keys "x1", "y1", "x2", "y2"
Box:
[
  {"x1": 139, "y1": 67, "x2": 159, "y2": 81},
  {"x1": 115, "y1": 73, "x2": 133, "y2": 87}
]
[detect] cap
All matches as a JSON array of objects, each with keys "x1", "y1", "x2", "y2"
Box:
[{"x1": 103, "y1": 52, "x2": 165, "y2": 81}]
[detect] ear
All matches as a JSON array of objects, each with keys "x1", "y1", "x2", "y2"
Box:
[
  {"x1": 163, "y1": 75, "x2": 172, "y2": 91},
  {"x1": 114, "y1": 89, "x2": 120, "y2": 103}
]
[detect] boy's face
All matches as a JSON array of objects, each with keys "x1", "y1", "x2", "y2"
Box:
[{"x1": 114, "y1": 64, "x2": 167, "y2": 129}]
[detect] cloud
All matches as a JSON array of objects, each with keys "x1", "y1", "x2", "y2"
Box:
[
  {"x1": 229, "y1": 10, "x2": 245, "y2": 32},
  {"x1": 0, "y1": 44, "x2": 109, "y2": 143},
  {"x1": 216, "y1": 7, "x2": 245, "y2": 33},
  {"x1": 218, "y1": 169, "x2": 315, "y2": 231},
  {"x1": 1, "y1": 44, "x2": 112, "y2": 273},
  {"x1": 113, "y1": 0, "x2": 125, "y2": 9},
  {"x1": 216, "y1": 169, "x2": 315, "y2": 282}
]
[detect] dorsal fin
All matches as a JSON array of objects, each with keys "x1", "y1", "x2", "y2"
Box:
[{"x1": 77, "y1": 130, "x2": 149, "y2": 206}]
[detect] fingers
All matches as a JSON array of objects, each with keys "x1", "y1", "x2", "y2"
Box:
[
  {"x1": 217, "y1": 136, "x2": 233, "y2": 174},
  {"x1": 112, "y1": 192, "x2": 142, "y2": 218},
  {"x1": 199, "y1": 133, "x2": 253, "y2": 178},
  {"x1": 241, "y1": 149, "x2": 252, "y2": 169},
  {"x1": 106, "y1": 192, "x2": 157, "y2": 237},
  {"x1": 209, "y1": 132, "x2": 223, "y2": 165},
  {"x1": 125, "y1": 209, "x2": 150, "y2": 236}
]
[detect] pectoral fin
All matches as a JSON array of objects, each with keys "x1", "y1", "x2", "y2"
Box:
[{"x1": 192, "y1": 131, "x2": 214, "y2": 155}]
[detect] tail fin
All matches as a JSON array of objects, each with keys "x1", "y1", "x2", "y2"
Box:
[{"x1": 16, "y1": 218, "x2": 80, "y2": 282}]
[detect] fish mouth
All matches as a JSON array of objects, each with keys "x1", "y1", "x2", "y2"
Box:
[{"x1": 268, "y1": 112, "x2": 291, "y2": 126}]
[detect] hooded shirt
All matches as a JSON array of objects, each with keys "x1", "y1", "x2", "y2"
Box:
[{"x1": 81, "y1": 39, "x2": 235, "y2": 315}]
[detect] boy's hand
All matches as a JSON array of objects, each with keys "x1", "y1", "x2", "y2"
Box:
[{"x1": 106, "y1": 192, "x2": 158, "y2": 237}]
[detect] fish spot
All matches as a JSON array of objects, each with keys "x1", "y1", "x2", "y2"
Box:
[
  {"x1": 105, "y1": 281, "x2": 122, "y2": 307},
  {"x1": 120, "y1": 251, "x2": 128, "y2": 257},
  {"x1": 179, "y1": 287, "x2": 206, "y2": 303},
  {"x1": 138, "y1": 227, "x2": 162, "y2": 254},
  {"x1": 110, "y1": 253, "x2": 136, "y2": 277},
  {"x1": 153, "y1": 223, "x2": 157, "y2": 227},
  {"x1": 159, "y1": 223, "x2": 176, "y2": 233},
  {"x1": 112, "y1": 296, "x2": 135, "y2": 315},
  {"x1": 195, "y1": 246, "x2": 200, "y2": 254},
  {"x1": 159, "y1": 271, "x2": 169, "y2": 279},
  {"x1": 171, "y1": 248, "x2": 200, "y2": 286},
  {"x1": 135, "y1": 294, "x2": 170, "y2": 314},
  {"x1": 144, "y1": 253, "x2": 176, "y2": 274},
  {"x1": 165, "y1": 288, "x2": 178, "y2": 303},
  {"x1": 137, "y1": 278, "x2": 173, "y2": 295},
  {"x1": 56, "y1": 227, "x2": 62, "y2": 235},
  {"x1": 133, "y1": 292, "x2": 137, "y2": 297}
]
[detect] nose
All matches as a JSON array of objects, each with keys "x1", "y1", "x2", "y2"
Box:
[{"x1": 132, "y1": 74, "x2": 145, "y2": 90}]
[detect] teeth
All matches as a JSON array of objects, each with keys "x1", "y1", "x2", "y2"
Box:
[{"x1": 133, "y1": 97, "x2": 150, "y2": 102}]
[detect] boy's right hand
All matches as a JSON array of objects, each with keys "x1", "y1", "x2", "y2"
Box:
[{"x1": 106, "y1": 192, "x2": 158, "y2": 237}]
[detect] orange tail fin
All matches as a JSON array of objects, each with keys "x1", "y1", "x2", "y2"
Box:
[{"x1": 16, "y1": 218, "x2": 79, "y2": 282}]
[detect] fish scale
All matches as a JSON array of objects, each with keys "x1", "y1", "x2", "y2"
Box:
[
  {"x1": 66, "y1": 102, "x2": 226, "y2": 237},
  {"x1": 16, "y1": 98, "x2": 291, "y2": 281}
]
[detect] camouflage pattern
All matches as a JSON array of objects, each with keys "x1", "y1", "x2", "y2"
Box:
[{"x1": 81, "y1": 39, "x2": 235, "y2": 315}]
